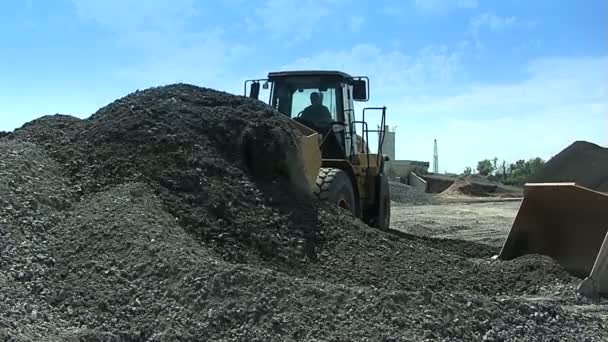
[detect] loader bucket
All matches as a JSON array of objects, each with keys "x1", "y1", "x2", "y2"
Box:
[
  {"x1": 286, "y1": 119, "x2": 322, "y2": 193},
  {"x1": 498, "y1": 183, "x2": 608, "y2": 295}
]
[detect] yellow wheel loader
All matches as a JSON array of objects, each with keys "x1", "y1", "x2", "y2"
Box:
[
  {"x1": 498, "y1": 183, "x2": 608, "y2": 297},
  {"x1": 245, "y1": 70, "x2": 391, "y2": 230}
]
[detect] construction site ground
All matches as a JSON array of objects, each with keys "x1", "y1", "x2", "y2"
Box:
[{"x1": 391, "y1": 199, "x2": 520, "y2": 248}]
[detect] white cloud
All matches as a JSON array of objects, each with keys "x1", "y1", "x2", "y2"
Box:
[
  {"x1": 414, "y1": 0, "x2": 478, "y2": 14},
  {"x1": 401, "y1": 56, "x2": 608, "y2": 116},
  {"x1": 280, "y1": 43, "x2": 465, "y2": 97},
  {"x1": 253, "y1": 0, "x2": 364, "y2": 41},
  {"x1": 112, "y1": 29, "x2": 251, "y2": 90},
  {"x1": 255, "y1": 0, "x2": 338, "y2": 41},
  {"x1": 71, "y1": 0, "x2": 250, "y2": 91},
  {"x1": 72, "y1": 0, "x2": 197, "y2": 32},
  {"x1": 470, "y1": 13, "x2": 537, "y2": 34}
]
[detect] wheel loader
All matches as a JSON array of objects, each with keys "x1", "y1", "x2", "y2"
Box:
[
  {"x1": 245, "y1": 70, "x2": 391, "y2": 230},
  {"x1": 497, "y1": 182, "x2": 608, "y2": 298}
]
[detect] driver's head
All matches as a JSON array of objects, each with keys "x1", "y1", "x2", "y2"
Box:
[{"x1": 310, "y1": 92, "x2": 322, "y2": 105}]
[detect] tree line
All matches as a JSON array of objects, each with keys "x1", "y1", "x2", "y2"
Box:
[{"x1": 462, "y1": 157, "x2": 545, "y2": 186}]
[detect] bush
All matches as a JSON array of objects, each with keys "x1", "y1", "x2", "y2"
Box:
[
  {"x1": 476, "y1": 159, "x2": 495, "y2": 176},
  {"x1": 475, "y1": 157, "x2": 545, "y2": 186}
]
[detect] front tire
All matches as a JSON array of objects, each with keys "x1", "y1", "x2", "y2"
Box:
[
  {"x1": 314, "y1": 168, "x2": 356, "y2": 215},
  {"x1": 373, "y1": 172, "x2": 391, "y2": 230}
]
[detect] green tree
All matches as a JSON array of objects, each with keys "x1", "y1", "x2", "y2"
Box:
[
  {"x1": 463, "y1": 166, "x2": 472, "y2": 176},
  {"x1": 504, "y1": 157, "x2": 545, "y2": 186},
  {"x1": 494, "y1": 160, "x2": 509, "y2": 181},
  {"x1": 528, "y1": 157, "x2": 545, "y2": 174},
  {"x1": 476, "y1": 159, "x2": 495, "y2": 176}
]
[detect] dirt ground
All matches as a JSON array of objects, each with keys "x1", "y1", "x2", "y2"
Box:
[{"x1": 390, "y1": 199, "x2": 520, "y2": 248}]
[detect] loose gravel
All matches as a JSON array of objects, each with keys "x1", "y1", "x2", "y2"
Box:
[
  {"x1": 1, "y1": 84, "x2": 606, "y2": 341},
  {"x1": 389, "y1": 181, "x2": 438, "y2": 205}
]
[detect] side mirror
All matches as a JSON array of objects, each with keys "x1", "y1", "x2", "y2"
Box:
[
  {"x1": 249, "y1": 82, "x2": 260, "y2": 99},
  {"x1": 352, "y1": 79, "x2": 368, "y2": 101}
]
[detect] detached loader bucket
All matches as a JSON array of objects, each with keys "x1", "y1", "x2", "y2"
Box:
[{"x1": 498, "y1": 183, "x2": 608, "y2": 296}]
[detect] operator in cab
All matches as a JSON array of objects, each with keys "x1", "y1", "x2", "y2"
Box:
[{"x1": 300, "y1": 92, "x2": 332, "y2": 127}]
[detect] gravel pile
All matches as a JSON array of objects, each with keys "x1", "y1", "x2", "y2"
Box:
[
  {"x1": 13, "y1": 85, "x2": 319, "y2": 265},
  {"x1": 441, "y1": 178, "x2": 497, "y2": 197},
  {"x1": 528, "y1": 140, "x2": 608, "y2": 192},
  {"x1": 1, "y1": 84, "x2": 606, "y2": 341},
  {"x1": 389, "y1": 181, "x2": 438, "y2": 205},
  {"x1": 439, "y1": 175, "x2": 523, "y2": 198},
  {"x1": 0, "y1": 141, "x2": 75, "y2": 339}
]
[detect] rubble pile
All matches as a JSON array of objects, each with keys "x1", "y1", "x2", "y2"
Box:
[
  {"x1": 389, "y1": 181, "x2": 438, "y2": 205},
  {"x1": 439, "y1": 175, "x2": 523, "y2": 198},
  {"x1": 13, "y1": 85, "x2": 320, "y2": 265}
]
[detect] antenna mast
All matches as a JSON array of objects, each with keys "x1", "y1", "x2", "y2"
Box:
[{"x1": 433, "y1": 139, "x2": 439, "y2": 173}]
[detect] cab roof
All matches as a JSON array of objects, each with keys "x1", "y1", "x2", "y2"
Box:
[{"x1": 267, "y1": 70, "x2": 353, "y2": 80}]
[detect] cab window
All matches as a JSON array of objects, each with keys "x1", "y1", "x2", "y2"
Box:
[{"x1": 290, "y1": 88, "x2": 338, "y2": 120}]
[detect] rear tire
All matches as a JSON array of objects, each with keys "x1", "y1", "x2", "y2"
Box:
[{"x1": 314, "y1": 168, "x2": 356, "y2": 215}]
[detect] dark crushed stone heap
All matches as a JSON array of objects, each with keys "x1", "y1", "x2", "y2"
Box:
[
  {"x1": 2, "y1": 174, "x2": 603, "y2": 341},
  {"x1": 389, "y1": 181, "x2": 438, "y2": 205},
  {"x1": 528, "y1": 140, "x2": 608, "y2": 192},
  {"x1": 13, "y1": 85, "x2": 320, "y2": 265},
  {"x1": 294, "y1": 209, "x2": 580, "y2": 297},
  {"x1": 1, "y1": 84, "x2": 607, "y2": 341}
]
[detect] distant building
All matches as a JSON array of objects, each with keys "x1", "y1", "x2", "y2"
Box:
[
  {"x1": 389, "y1": 160, "x2": 430, "y2": 177},
  {"x1": 383, "y1": 125, "x2": 396, "y2": 162},
  {"x1": 382, "y1": 125, "x2": 430, "y2": 179}
]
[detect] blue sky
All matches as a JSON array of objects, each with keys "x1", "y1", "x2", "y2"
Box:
[{"x1": 1, "y1": 0, "x2": 606, "y2": 172}]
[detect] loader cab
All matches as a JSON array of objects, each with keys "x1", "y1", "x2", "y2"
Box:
[
  {"x1": 245, "y1": 70, "x2": 391, "y2": 230},
  {"x1": 245, "y1": 70, "x2": 371, "y2": 160}
]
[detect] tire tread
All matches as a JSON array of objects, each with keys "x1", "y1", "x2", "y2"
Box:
[{"x1": 314, "y1": 167, "x2": 342, "y2": 201}]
